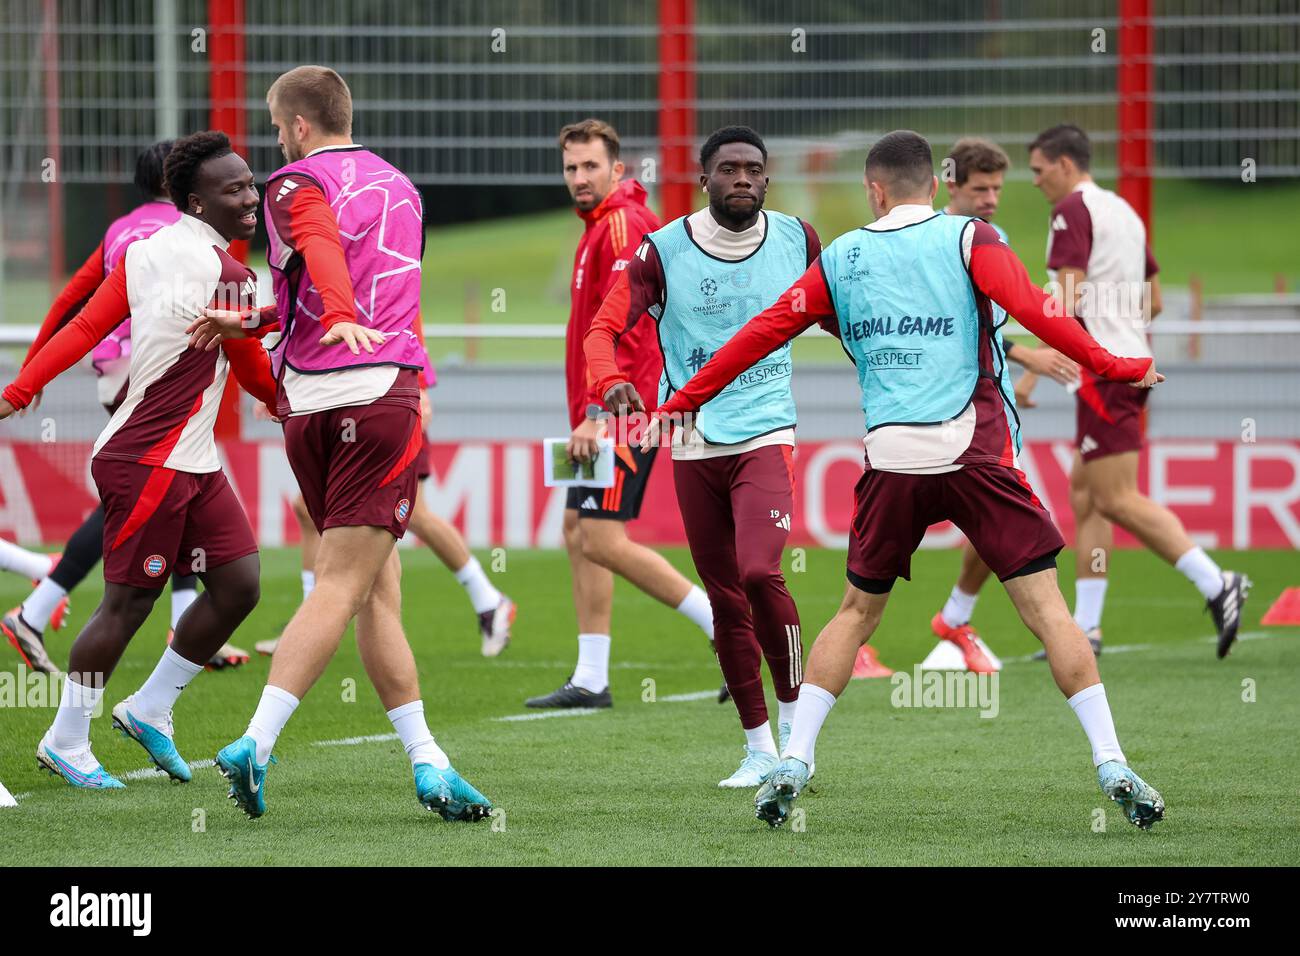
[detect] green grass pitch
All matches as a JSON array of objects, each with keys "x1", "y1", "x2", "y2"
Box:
[{"x1": 1, "y1": 545, "x2": 1297, "y2": 866}]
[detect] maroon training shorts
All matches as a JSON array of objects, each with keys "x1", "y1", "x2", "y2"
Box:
[
  {"x1": 93, "y1": 457, "x2": 257, "y2": 589},
  {"x1": 846, "y1": 463, "x2": 1064, "y2": 590},
  {"x1": 1076, "y1": 376, "x2": 1149, "y2": 462},
  {"x1": 283, "y1": 401, "x2": 423, "y2": 539}
]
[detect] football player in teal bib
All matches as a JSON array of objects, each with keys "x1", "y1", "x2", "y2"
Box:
[
  {"x1": 649, "y1": 131, "x2": 1167, "y2": 831},
  {"x1": 587, "y1": 127, "x2": 821, "y2": 788},
  {"x1": 907, "y1": 138, "x2": 1087, "y2": 676}
]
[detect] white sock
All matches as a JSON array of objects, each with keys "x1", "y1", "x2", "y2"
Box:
[
  {"x1": 50, "y1": 677, "x2": 103, "y2": 751},
  {"x1": 941, "y1": 585, "x2": 979, "y2": 628},
  {"x1": 1175, "y1": 547, "x2": 1224, "y2": 600},
  {"x1": 454, "y1": 556, "x2": 502, "y2": 615},
  {"x1": 1067, "y1": 683, "x2": 1126, "y2": 766},
  {"x1": 676, "y1": 585, "x2": 714, "y2": 640},
  {"x1": 22, "y1": 577, "x2": 68, "y2": 632},
  {"x1": 170, "y1": 587, "x2": 199, "y2": 630},
  {"x1": 387, "y1": 700, "x2": 450, "y2": 769},
  {"x1": 246, "y1": 685, "x2": 300, "y2": 764},
  {"x1": 0, "y1": 539, "x2": 53, "y2": 580},
  {"x1": 784, "y1": 683, "x2": 837, "y2": 765},
  {"x1": 1073, "y1": 578, "x2": 1109, "y2": 632},
  {"x1": 744, "y1": 722, "x2": 777, "y2": 755},
  {"x1": 777, "y1": 698, "x2": 798, "y2": 727},
  {"x1": 572, "y1": 633, "x2": 611, "y2": 692},
  {"x1": 301, "y1": 570, "x2": 315, "y2": 600},
  {"x1": 132, "y1": 646, "x2": 203, "y2": 720}
]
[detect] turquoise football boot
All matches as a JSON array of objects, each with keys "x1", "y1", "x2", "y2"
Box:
[
  {"x1": 718, "y1": 747, "x2": 779, "y2": 788},
  {"x1": 111, "y1": 697, "x2": 191, "y2": 782},
  {"x1": 36, "y1": 734, "x2": 125, "y2": 790},
  {"x1": 216, "y1": 735, "x2": 275, "y2": 819},
  {"x1": 1098, "y1": 760, "x2": 1165, "y2": 830},
  {"x1": 414, "y1": 763, "x2": 493, "y2": 821},
  {"x1": 777, "y1": 722, "x2": 815, "y2": 778},
  {"x1": 754, "y1": 756, "x2": 811, "y2": 828}
]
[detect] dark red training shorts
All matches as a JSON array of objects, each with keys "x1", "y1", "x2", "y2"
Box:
[
  {"x1": 1076, "y1": 375, "x2": 1149, "y2": 462},
  {"x1": 846, "y1": 462, "x2": 1064, "y2": 590},
  {"x1": 92, "y1": 457, "x2": 258, "y2": 589},
  {"x1": 283, "y1": 401, "x2": 423, "y2": 539}
]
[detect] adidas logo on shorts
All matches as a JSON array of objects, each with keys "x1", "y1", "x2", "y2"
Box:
[
  {"x1": 580, "y1": 495, "x2": 600, "y2": 510},
  {"x1": 774, "y1": 513, "x2": 791, "y2": 531},
  {"x1": 1080, "y1": 435, "x2": 1099, "y2": 455}
]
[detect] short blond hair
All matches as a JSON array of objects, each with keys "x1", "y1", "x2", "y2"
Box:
[
  {"x1": 557, "y1": 118, "x2": 620, "y2": 162},
  {"x1": 267, "y1": 65, "x2": 352, "y2": 136}
]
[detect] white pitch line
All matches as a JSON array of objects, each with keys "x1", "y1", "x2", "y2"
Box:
[
  {"x1": 659, "y1": 690, "x2": 719, "y2": 702},
  {"x1": 122, "y1": 758, "x2": 214, "y2": 782},
  {"x1": 314, "y1": 732, "x2": 399, "y2": 747},
  {"x1": 494, "y1": 707, "x2": 605, "y2": 722}
]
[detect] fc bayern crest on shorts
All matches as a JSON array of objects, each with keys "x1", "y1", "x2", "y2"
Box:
[
  {"x1": 143, "y1": 554, "x2": 167, "y2": 577},
  {"x1": 395, "y1": 498, "x2": 411, "y2": 522}
]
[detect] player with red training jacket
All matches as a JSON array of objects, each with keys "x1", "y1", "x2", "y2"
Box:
[
  {"x1": 1028, "y1": 124, "x2": 1249, "y2": 660},
  {"x1": 191, "y1": 66, "x2": 492, "y2": 822},
  {"x1": 2, "y1": 141, "x2": 247, "y2": 675},
  {"x1": 0, "y1": 131, "x2": 275, "y2": 791},
  {"x1": 646, "y1": 131, "x2": 1167, "y2": 832},
  {"x1": 523, "y1": 118, "x2": 723, "y2": 711}
]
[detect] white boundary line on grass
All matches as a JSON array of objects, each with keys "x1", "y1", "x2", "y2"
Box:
[{"x1": 86, "y1": 629, "x2": 1290, "y2": 784}]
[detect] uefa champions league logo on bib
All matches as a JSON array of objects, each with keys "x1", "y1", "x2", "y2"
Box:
[{"x1": 699, "y1": 277, "x2": 717, "y2": 297}]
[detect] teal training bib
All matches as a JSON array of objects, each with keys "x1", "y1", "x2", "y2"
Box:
[
  {"x1": 821, "y1": 213, "x2": 1020, "y2": 450},
  {"x1": 651, "y1": 211, "x2": 808, "y2": 444}
]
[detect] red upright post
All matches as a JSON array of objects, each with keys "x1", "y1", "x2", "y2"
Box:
[
  {"x1": 658, "y1": 0, "x2": 696, "y2": 222},
  {"x1": 209, "y1": 0, "x2": 247, "y2": 440},
  {"x1": 43, "y1": 0, "x2": 65, "y2": 292},
  {"x1": 1117, "y1": 0, "x2": 1154, "y2": 238}
]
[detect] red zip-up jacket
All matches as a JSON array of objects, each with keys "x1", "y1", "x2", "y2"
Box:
[{"x1": 566, "y1": 179, "x2": 662, "y2": 429}]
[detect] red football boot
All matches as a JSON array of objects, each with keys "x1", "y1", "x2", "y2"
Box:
[
  {"x1": 851, "y1": 643, "x2": 894, "y2": 679},
  {"x1": 930, "y1": 612, "x2": 996, "y2": 673}
]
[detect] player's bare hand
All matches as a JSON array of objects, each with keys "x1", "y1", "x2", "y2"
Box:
[
  {"x1": 0, "y1": 399, "x2": 16, "y2": 421},
  {"x1": 567, "y1": 417, "x2": 604, "y2": 463},
  {"x1": 1014, "y1": 370, "x2": 1040, "y2": 409},
  {"x1": 638, "y1": 414, "x2": 661, "y2": 452},
  {"x1": 320, "y1": 322, "x2": 385, "y2": 355},
  {"x1": 1023, "y1": 347, "x2": 1079, "y2": 386},
  {"x1": 1133, "y1": 363, "x2": 1164, "y2": 389},
  {"x1": 188, "y1": 308, "x2": 249, "y2": 351},
  {"x1": 602, "y1": 381, "x2": 644, "y2": 416}
]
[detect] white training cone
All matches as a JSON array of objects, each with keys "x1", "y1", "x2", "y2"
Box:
[{"x1": 0, "y1": 780, "x2": 17, "y2": 808}]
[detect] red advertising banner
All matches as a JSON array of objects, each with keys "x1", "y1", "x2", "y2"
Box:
[{"x1": 2, "y1": 439, "x2": 1298, "y2": 551}]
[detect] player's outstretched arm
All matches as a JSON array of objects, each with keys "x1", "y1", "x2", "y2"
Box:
[
  {"x1": 222, "y1": 337, "x2": 278, "y2": 412},
  {"x1": 24, "y1": 242, "x2": 106, "y2": 368},
  {"x1": 1, "y1": 260, "x2": 132, "y2": 418},
  {"x1": 968, "y1": 222, "x2": 1160, "y2": 387}
]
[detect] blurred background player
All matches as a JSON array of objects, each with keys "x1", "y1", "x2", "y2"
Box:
[
  {"x1": 202, "y1": 66, "x2": 491, "y2": 820},
  {"x1": 588, "y1": 126, "x2": 814, "y2": 787},
  {"x1": 1, "y1": 141, "x2": 247, "y2": 674},
  {"x1": 904, "y1": 137, "x2": 1083, "y2": 676},
  {"x1": 524, "y1": 118, "x2": 721, "y2": 709},
  {"x1": 651, "y1": 130, "x2": 1167, "y2": 832},
  {"x1": 1027, "y1": 124, "x2": 1250, "y2": 659},
  {"x1": 254, "y1": 337, "x2": 516, "y2": 659},
  {"x1": 0, "y1": 131, "x2": 272, "y2": 789}
]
